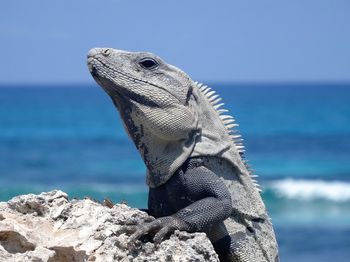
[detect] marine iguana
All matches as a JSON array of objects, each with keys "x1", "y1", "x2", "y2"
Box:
[{"x1": 87, "y1": 48, "x2": 279, "y2": 262}]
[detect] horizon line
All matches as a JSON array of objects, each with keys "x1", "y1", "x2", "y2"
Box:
[{"x1": 1, "y1": 80, "x2": 350, "y2": 87}]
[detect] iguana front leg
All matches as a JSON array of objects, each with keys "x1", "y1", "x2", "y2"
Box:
[{"x1": 127, "y1": 159, "x2": 233, "y2": 244}]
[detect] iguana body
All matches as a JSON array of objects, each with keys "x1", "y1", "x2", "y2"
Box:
[{"x1": 87, "y1": 48, "x2": 279, "y2": 261}]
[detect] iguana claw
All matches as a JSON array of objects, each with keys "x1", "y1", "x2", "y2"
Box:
[{"x1": 127, "y1": 216, "x2": 190, "y2": 245}]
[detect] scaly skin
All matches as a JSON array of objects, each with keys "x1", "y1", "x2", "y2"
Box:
[{"x1": 87, "y1": 48, "x2": 279, "y2": 261}]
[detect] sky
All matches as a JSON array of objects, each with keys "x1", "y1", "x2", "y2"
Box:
[{"x1": 0, "y1": 0, "x2": 349, "y2": 84}]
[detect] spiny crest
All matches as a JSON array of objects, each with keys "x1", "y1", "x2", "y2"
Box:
[
  {"x1": 194, "y1": 81, "x2": 261, "y2": 192},
  {"x1": 194, "y1": 81, "x2": 244, "y2": 154}
]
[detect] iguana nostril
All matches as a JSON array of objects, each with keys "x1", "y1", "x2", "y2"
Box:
[{"x1": 87, "y1": 48, "x2": 99, "y2": 58}]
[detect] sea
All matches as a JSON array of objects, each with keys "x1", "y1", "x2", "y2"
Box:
[{"x1": 0, "y1": 83, "x2": 349, "y2": 261}]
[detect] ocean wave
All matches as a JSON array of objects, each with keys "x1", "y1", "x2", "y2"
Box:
[{"x1": 267, "y1": 179, "x2": 350, "y2": 202}]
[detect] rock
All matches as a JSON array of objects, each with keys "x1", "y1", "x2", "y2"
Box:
[{"x1": 0, "y1": 190, "x2": 219, "y2": 261}]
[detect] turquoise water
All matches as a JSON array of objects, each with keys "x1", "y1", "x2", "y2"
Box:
[{"x1": 1, "y1": 83, "x2": 350, "y2": 261}]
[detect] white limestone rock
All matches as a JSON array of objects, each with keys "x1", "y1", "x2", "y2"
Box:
[{"x1": 0, "y1": 190, "x2": 219, "y2": 261}]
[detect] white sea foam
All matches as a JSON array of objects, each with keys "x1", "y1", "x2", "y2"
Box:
[{"x1": 269, "y1": 178, "x2": 350, "y2": 202}]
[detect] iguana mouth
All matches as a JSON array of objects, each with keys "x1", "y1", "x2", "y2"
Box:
[
  {"x1": 90, "y1": 57, "x2": 184, "y2": 105},
  {"x1": 87, "y1": 57, "x2": 103, "y2": 85},
  {"x1": 88, "y1": 58, "x2": 159, "y2": 108},
  {"x1": 87, "y1": 57, "x2": 95, "y2": 73}
]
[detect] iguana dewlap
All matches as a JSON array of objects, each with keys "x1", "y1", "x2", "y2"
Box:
[{"x1": 87, "y1": 48, "x2": 279, "y2": 262}]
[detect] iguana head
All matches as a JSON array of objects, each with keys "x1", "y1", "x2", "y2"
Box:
[
  {"x1": 87, "y1": 48, "x2": 244, "y2": 187},
  {"x1": 87, "y1": 48, "x2": 200, "y2": 186},
  {"x1": 87, "y1": 48, "x2": 192, "y2": 108}
]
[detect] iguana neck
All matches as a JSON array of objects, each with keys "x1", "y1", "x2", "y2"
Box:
[{"x1": 190, "y1": 83, "x2": 248, "y2": 174}]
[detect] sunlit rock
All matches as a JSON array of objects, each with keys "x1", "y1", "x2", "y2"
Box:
[{"x1": 0, "y1": 190, "x2": 218, "y2": 261}]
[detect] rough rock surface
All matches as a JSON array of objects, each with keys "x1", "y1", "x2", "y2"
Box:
[{"x1": 0, "y1": 190, "x2": 219, "y2": 261}]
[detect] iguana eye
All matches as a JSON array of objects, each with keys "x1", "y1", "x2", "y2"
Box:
[
  {"x1": 139, "y1": 58, "x2": 158, "y2": 70},
  {"x1": 102, "y1": 48, "x2": 111, "y2": 57}
]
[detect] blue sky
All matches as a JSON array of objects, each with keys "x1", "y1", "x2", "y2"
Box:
[{"x1": 1, "y1": 0, "x2": 349, "y2": 84}]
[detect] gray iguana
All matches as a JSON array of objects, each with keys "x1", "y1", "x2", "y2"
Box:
[{"x1": 87, "y1": 48, "x2": 279, "y2": 262}]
